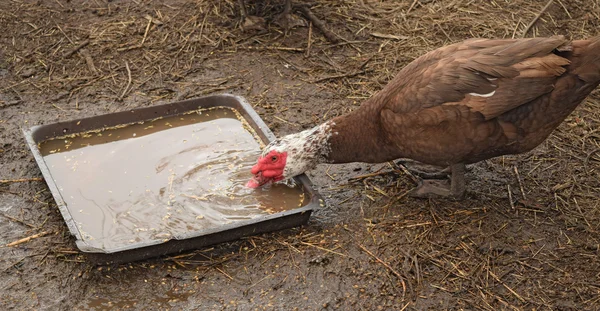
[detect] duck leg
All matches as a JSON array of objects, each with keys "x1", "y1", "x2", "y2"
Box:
[
  {"x1": 396, "y1": 159, "x2": 451, "y2": 179},
  {"x1": 408, "y1": 163, "x2": 466, "y2": 200}
]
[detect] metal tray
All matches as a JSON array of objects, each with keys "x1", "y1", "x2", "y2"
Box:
[{"x1": 23, "y1": 94, "x2": 322, "y2": 264}]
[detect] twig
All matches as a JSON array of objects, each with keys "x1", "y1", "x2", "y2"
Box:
[
  {"x1": 555, "y1": 0, "x2": 572, "y2": 19},
  {"x1": 119, "y1": 61, "x2": 132, "y2": 100},
  {"x1": 0, "y1": 80, "x2": 27, "y2": 93},
  {"x1": 488, "y1": 270, "x2": 526, "y2": 302},
  {"x1": 513, "y1": 166, "x2": 526, "y2": 200},
  {"x1": 358, "y1": 55, "x2": 374, "y2": 70},
  {"x1": 522, "y1": 0, "x2": 554, "y2": 37},
  {"x1": 573, "y1": 197, "x2": 593, "y2": 229},
  {"x1": 370, "y1": 32, "x2": 409, "y2": 40},
  {"x1": 305, "y1": 21, "x2": 313, "y2": 57},
  {"x1": 407, "y1": 0, "x2": 419, "y2": 14},
  {"x1": 79, "y1": 49, "x2": 97, "y2": 74},
  {"x1": 2, "y1": 252, "x2": 47, "y2": 272},
  {"x1": 312, "y1": 70, "x2": 367, "y2": 83},
  {"x1": 214, "y1": 267, "x2": 234, "y2": 280},
  {"x1": 116, "y1": 45, "x2": 142, "y2": 52},
  {"x1": 63, "y1": 40, "x2": 90, "y2": 58},
  {"x1": 584, "y1": 147, "x2": 600, "y2": 174},
  {"x1": 55, "y1": 23, "x2": 75, "y2": 45},
  {"x1": 507, "y1": 185, "x2": 515, "y2": 210},
  {"x1": 297, "y1": 6, "x2": 339, "y2": 44},
  {"x1": 243, "y1": 275, "x2": 272, "y2": 295},
  {"x1": 511, "y1": 18, "x2": 522, "y2": 39},
  {"x1": 348, "y1": 168, "x2": 388, "y2": 181},
  {"x1": 273, "y1": 116, "x2": 298, "y2": 125},
  {"x1": 398, "y1": 222, "x2": 432, "y2": 229},
  {"x1": 325, "y1": 165, "x2": 336, "y2": 181},
  {"x1": 141, "y1": 16, "x2": 152, "y2": 46},
  {"x1": 384, "y1": 189, "x2": 412, "y2": 211},
  {"x1": 300, "y1": 241, "x2": 346, "y2": 257},
  {"x1": 52, "y1": 104, "x2": 65, "y2": 111},
  {"x1": 0, "y1": 177, "x2": 43, "y2": 184},
  {"x1": 371, "y1": 185, "x2": 390, "y2": 197},
  {"x1": 240, "y1": 46, "x2": 305, "y2": 52},
  {"x1": 176, "y1": 86, "x2": 231, "y2": 101},
  {"x1": 357, "y1": 243, "x2": 406, "y2": 296},
  {"x1": 0, "y1": 100, "x2": 22, "y2": 109},
  {"x1": 0, "y1": 213, "x2": 36, "y2": 228},
  {"x1": 6, "y1": 231, "x2": 50, "y2": 247},
  {"x1": 394, "y1": 163, "x2": 419, "y2": 184}
]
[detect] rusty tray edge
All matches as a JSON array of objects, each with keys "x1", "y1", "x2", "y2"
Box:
[{"x1": 22, "y1": 94, "x2": 323, "y2": 264}]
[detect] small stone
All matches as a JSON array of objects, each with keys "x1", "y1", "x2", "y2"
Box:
[{"x1": 20, "y1": 67, "x2": 36, "y2": 78}]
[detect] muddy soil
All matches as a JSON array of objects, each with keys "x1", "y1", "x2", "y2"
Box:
[{"x1": 1, "y1": 0, "x2": 599, "y2": 310}]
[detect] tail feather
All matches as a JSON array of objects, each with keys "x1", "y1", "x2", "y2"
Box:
[{"x1": 568, "y1": 36, "x2": 600, "y2": 83}]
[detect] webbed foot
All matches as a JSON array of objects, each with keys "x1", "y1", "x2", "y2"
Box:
[{"x1": 407, "y1": 163, "x2": 466, "y2": 200}]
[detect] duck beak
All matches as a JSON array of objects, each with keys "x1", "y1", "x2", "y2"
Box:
[{"x1": 246, "y1": 171, "x2": 271, "y2": 188}]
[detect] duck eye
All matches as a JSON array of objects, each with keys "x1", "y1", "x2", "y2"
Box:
[{"x1": 271, "y1": 156, "x2": 278, "y2": 162}]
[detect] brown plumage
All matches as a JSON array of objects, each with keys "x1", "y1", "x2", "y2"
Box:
[{"x1": 248, "y1": 35, "x2": 600, "y2": 199}]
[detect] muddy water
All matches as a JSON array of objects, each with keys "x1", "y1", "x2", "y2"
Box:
[{"x1": 39, "y1": 107, "x2": 306, "y2": 251}]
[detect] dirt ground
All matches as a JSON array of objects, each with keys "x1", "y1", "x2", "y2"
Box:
[{"x1": 1, "y1": 0, "x2": 600, "y2": 310}]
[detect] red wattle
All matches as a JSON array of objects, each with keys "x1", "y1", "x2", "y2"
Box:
[{"x1": 246, "y1": 178, "x2": 260, "y2": 188}]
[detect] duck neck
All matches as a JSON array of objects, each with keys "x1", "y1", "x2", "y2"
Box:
[{"x1": 324, "y1": 105, "x2": 394, "y2": 164}]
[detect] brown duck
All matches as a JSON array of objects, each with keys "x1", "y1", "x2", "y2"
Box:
[{"x1": 247, "y1": 35, "x2": 600, "y2": 199}]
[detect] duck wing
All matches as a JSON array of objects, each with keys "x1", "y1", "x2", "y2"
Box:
[
  {"x1": 379, "y1": 36, "x2": 571, "y2": 117},
  {"x1": 376, "y1": 36, "x2": 573, "y2": 164}
]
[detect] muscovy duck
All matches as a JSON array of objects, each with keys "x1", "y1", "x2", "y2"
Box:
[{"x1": 247, "y1": 35, "x2": 600, "y2": 199}]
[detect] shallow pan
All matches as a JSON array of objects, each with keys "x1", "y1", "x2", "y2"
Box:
[{"x1": 23, "y1": 94, "x2": 322, "y2": 264}]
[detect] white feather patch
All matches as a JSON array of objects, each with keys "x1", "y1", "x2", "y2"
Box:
[
  {"x1": 262, "y1": 121, "x2": 335, "y2": 180},
  {"x1": 469, "y1": 90, "x2": 496, "y2": 98}
]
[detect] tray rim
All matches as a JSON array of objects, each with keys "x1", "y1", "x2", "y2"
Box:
[{"x1": 22, "y1": 93, "x2": 323, "y2": 255}]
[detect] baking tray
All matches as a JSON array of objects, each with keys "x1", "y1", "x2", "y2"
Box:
[{"x1": 23, "y1": 94, "x2": 322, "y2": 264}]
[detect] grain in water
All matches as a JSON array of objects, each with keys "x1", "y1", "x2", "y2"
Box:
[{"x1": 39, "y1": 107, "x2": 306, "y2": 251}]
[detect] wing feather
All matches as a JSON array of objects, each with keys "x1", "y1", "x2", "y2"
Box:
[{"x1": 377, "y1": 36, "x2": 571, "y2": 123}]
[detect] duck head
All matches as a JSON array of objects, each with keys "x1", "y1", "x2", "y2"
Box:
[{"x1": 246, "y1": 122, "x2": 335, "y2": 188}]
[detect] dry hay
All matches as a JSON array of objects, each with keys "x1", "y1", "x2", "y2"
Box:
[{"x1": 1, "y1": 0, "x2": 600, "y2": 309}]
